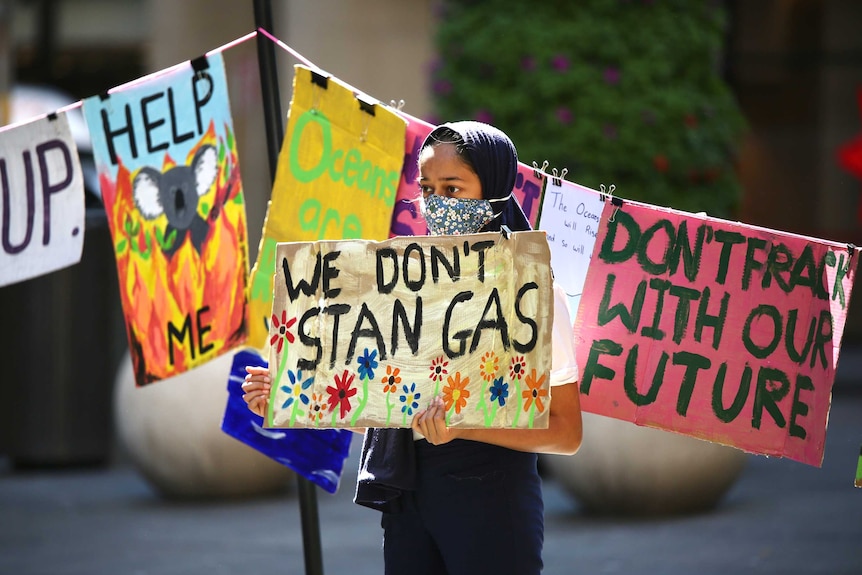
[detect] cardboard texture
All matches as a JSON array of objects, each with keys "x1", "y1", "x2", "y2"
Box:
[
  {"x1": 574, "y1": 200, "x2": 859, "y2": 466},
  {"x1": 247, "y1": 65, "x2": 408, "y2": 350},
  {"x1": 0, "y1": 112, "x2": 85, "y2": 287},
  {"x1": 265, "y1": 231, "x2": 554, "y2": 430}
]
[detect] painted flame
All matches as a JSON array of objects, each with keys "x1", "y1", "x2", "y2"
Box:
[{"x1": 103, "y1": 121, "x2": 248, "y2": 385}]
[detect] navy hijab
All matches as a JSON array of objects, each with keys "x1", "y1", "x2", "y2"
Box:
[{"x1": 421, "y1": 121, "x2": 532, "y2": 233}]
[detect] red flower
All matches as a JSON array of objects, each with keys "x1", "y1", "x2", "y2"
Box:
[
  {"x1": 509, "y1": 356, "x2": 527, "y2": 381},
  {"x1": 653, "y1": 154, "x2": 669, "y2": 173},
  {"x1": 429, "y1": 356, "x2": 449, "y2": 382},
  {"x1": 327, "y1": 370, "x2": 357, "y2": 419},
  {"x1": 270, "y1": 310, "x2": 296, "y2": 354}
]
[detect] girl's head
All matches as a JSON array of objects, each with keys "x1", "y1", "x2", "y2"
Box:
[{"x1": 417, "y1": 121, "x2": 530, "y2": 235}]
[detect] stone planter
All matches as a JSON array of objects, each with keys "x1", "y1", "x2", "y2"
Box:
[
  {"x1": 542, "y1": 412, "x2": 748, "y2": 516},
  {"x1": 113, "y1": 350, "x2": 293, "y2": 499}
]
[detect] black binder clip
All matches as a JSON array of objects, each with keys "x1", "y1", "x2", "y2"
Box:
[
  {"x1": 599, "y1": 183, "x2": 623, "y2": 222},
  {"x1": 500, "y1": 224, "x2": 512, "y2": 240},
  {"x1": 356, "y1": 94, "x2": 376, "y2": 116},
  {"x1": 310, "y1": 69, "x2": 329, "y2": 89},
  {"x1": 191, "y1": 54, "x2": 209, "y2": 80}
]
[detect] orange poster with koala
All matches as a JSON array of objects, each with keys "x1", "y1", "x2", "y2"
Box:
[{"x1": 82, "y1": 52, "x2": 248, "y2": 386}]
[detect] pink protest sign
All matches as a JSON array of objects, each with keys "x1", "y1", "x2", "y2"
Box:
[
  {"x1": 574, "y1": 200, "x2": 858, "y2": 466},
  {"x1": 388, "y1": 111, "x2": 543, "y2": 238}
]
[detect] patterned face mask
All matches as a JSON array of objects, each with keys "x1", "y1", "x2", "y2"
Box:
[{"x1": 420, "y1": 194, "x2": 496, "y2": 236}]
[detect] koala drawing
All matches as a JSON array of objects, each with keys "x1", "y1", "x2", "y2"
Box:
[{"x1": 132, "y1": 144, "x2": 218, "y2": 257}]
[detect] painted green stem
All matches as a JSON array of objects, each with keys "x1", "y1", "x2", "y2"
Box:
[
  {"x1": 477, "y1": 393, "x2": 490, "y2": 427},
  {"x1": 385, "y1": 393, "x2": 393, "y2": 425},
  {"x1": 289, "y1": 396, "x2": 301, "y2": 427},
  {"x1": 512, "y1": 379, "x2": 522, "y2": 428},
  {"x1": 269, "y1": 340, "x2": 290, "y2": 425},
  {"x1": 351, "y1": 377, "x2": 369, "y2": 426}
]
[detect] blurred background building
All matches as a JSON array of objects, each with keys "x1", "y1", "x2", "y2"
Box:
[{"x1": 1, "y1": 0, "x2": 861, "y2": 467}]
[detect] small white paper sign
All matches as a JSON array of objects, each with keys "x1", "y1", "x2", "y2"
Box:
[
  {"x1": 0, "y1": 112, "x2": 85, "y2": 287},
  {"x1": 537, "y1": 179, "x2": 605, "y2": 322}
]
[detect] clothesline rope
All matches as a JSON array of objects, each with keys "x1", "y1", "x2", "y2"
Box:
[{"x1": 0, "y1": 28, "x2": 317, "y2": 134}]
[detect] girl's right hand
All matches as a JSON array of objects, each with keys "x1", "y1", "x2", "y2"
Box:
[{"x1": 242, "y1": 366, "x2": 272, "y2": 418}]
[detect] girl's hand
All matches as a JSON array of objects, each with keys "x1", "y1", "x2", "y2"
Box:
[
  {"x1": 242, "y1": 366, "x2": 272, "y2": 418},
  {"x1": 412, "y1": 396, "x2": 461, "y2": 445}
]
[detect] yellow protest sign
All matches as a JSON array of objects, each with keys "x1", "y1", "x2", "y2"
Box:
[
  {"x1": 264, "y1": 231, "x2": 554, "y2": 430},
  {"x1": 248, "y1": 65, "x2": 407, "y2": 350}
]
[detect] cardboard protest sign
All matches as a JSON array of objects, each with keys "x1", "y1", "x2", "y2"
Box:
[
  {"x1": 574, "y1": 200, "x2": 858, "y2": 466},
  {"x1": 247, "y1": 65, "x2": 407, "y2": 350},
  {"x1": 387, "y1": 110, "x2": 545, "y2": 239},
  {"x1": 536, "y1": 178, "x2": 605, "y2": 324},
  {"x1": 0, "y1": 113, "x2": 84, "y2": 287},
  {"x1": 514, "y1": 164, "x2": 545, "y2": 229},
  {"x1": 82, "y1": 52, "x2": 249, "y2": 385},
  {"x1": 220, "y1": 348, "x2": 353, "y2": 494},
  {"x1": 265, "y1": 231, "x2": 553, "y2": 430}
]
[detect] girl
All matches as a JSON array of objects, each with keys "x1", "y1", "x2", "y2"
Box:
[{"x1": 243, "y1": 121, "x2": 582, "y2": 575}]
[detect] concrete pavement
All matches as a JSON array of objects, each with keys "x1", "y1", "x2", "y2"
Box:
[{"x1": 1, "y1": 390, "x2": 860, "y2": 574}]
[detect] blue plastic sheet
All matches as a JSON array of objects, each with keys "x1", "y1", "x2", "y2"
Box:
[{"x1": 221, "y1": 348, "x2": 354, "y2": 494}]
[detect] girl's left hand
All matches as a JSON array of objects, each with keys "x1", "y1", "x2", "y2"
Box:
[{"x1": 412, "y1": 396, "x2": 461, "y2": 445}]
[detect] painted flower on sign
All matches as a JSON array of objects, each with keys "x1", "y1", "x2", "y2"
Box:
[
  {"x1": 429, "y1": 356, "x2": 449, "y2": 383},
  {"x1": 443, "y1": 372, "x2": 470, "y2": 414},
  {"x1": 357, "y1": 348, "x2": 378, "y2": 381},
  {"x1": 480, "y1": 351, "x2": 499, "y2": 382},
  {"x1": 307, "y1": 392, "x2": 326, "y2": 423},
  {"x1": 509, "y1": 355, "x2": 526, "y2": 381},
  {"x1": 522, "y1": 369, "x2": 548, "y2": 413},
  {"x1": 327, "y1": 370, "x2": 357, "y2": 419},
  {"x1": 381, "y1": 365, "x2": 401, "y2": 394},
  {"x1": 489, "y1": 377, "x2": 509, "y2": 407},
  {"x1": 399, "y1": 383, "x2": 421, "y2": 416},
  {"x1": 270, "y1": 310, "x2": 296, "y2": 354},
  {"x1": 280, "y1": 369, "x2": 313, "y2": 409}
]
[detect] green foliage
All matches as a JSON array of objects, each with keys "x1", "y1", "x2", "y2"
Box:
[{"x1": 432, "y1": 0, "x2": 747, "y2": 217}]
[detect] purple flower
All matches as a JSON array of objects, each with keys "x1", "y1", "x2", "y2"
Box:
[
  {"x1": 433, "y1": 79, "x2": 452, "y2": 95},
  {"x1": 556, "y1": 107, "x2": 573, "y2": 125},
  {"x1": 521, "y1": 56, "x2": 537, "y2": 72},
  {"x1": 551, "y1": 54, "x2": 570, "y2": 72},
  {"x1": 427, "y1": 58, "x2": 444, "y2": 74},
  {"x1": 603, "y1": 124, "x2": 618, "y2": 140},
  {"x1": 603, "y1": 67, "x2": 621, "y2": 85},
  {"x1": 475, "y1": 109, "x2": 494, "y2": 124}
]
